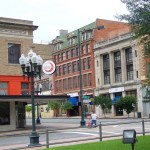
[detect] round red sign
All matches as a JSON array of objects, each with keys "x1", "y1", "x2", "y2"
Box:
[{"x1": 42, "y1": 60, "x2": 56, "y2": 75}]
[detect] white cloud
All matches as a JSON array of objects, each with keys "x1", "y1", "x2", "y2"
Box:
[{"x1": 0, "y1": 0, "x2": 128, "y2": 43}]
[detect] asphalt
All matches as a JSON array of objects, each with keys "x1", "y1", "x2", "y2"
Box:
[{"x1": 0, "y1": 116, "x2": 147, "y2": 150}]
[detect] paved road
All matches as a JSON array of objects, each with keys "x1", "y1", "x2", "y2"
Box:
[{"x1": 0, "y1": 118, "x2": 150, "y2": 150}]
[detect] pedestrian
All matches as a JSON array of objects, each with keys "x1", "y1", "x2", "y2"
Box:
[{"x1": 91, "y1": 112, "x2": 97, "y2": 127}]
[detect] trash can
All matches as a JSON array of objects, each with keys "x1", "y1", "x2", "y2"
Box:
[{"x1": 137, "y1": 112, "x2": 141, "y2": 118}]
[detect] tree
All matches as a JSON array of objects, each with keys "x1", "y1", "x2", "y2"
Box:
[
  {"x1": 94, "y1": 95, "x2": 112, "y2": 117},
  {"x1": 47, "y1": 101, "x2": 62, "y2": 117},
  {"x1": 116, "y1": 0, "x2": 150, "y2": 42},
  {"x1": 25, "y1": 105, "x2": 32, "y2": 118},
  {"x1": 62, "y1": 102, "x2": 73, "y2": 117},
  {"x1": 116, "y1": 96, "x2": 136, "y2": 117}
]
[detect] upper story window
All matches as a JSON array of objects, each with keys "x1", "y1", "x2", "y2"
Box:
[
  {"x1": 66, "y1": 50, "x2": 71, "y2": 59},
  {"x1": 83, "y1": 58, "x2": 86, "y2": 70},
  {"x1": 72, "y1": 61, "x2": 77, "y2": 72},
  {"x1": 125, "y1": 47, "x2": 133, "y2": 64},
  {"x1": 58, "y1": 54, "x2": 61, "y2": 62},
  {"x1": 68, "y1": 37, "x2": 75, "y2": 46},
  {"x1": 63, "y1": 64, "x2": 66, "y2": 75},
  {"x1": 114, "y1": 51, "x2": 121, "y2": 61},
  {"x1": 8, "y1": 43, "x2": 21, "y2": 64},
  {"x1": 87, "y1": 57, "x2": 91, "y2": 69},
  {"x1": 54, "y1": 42, "x2": 62, "y2": 51},
  {"x1": 87, "y1": 44, "x2": 90, "y2": 53},
  {"x1": 71, "y1": 49, "x2": 76, "y2": 58},
  {"x1": 67, "y1": 63, "x2": 71, "y2": 74},
  {"x1": 103, "y1": 54, "x2": 110, "y2": 69},
  {"x1": 82, "y1": 45, "x2": 86, "y2": 55},
  {"x1": 21, "y1": 83, "x2": 29, "y2": 95},
  {"x1": 81, "y1": 31, "x2": 92, "y2": 41},
  {"x1": 62, "y1": 52, "x2": 66, "y2": 61},
  {"x1": 0, "y1": 82, "x2": 8, "y2": 95},
  {"x1": 59, "y1": 66, "x2": 62, "y2": 76}
]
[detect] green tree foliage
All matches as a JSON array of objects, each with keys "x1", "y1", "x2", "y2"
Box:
[
  {"x1": 25, "y1": 105, "x2": 32, "y2": 118},
  {"x1": 116, "y1": 96, "x2": 136, "y2": 117},
  {"x1": 94, "y1": 95, "x2": 112, "y2": 117},
  {"x1": 62, "y1": 102, "x2": 73, "y2": 117},
  {"x1": 47, "y1": 101, "x2": 62, "y2": 117},
  {"x1": 116, "y1": 0, "x2": 150, "y2": 41},
  {"x1": 62, "y1": 102, "x2": 73, "y2": 111}
]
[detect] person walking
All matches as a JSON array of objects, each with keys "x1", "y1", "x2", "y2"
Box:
[{"x1": 91, "y1": 112, "x2": 97, "y2": 127}]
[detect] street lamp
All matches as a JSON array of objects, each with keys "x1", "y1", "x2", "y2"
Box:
[
  {"x1": 19, "y1": 49, "x2": 43, "y2": 147},
  {"x1": 78, "y1": 25, "x2": 104, "y2": 127}
]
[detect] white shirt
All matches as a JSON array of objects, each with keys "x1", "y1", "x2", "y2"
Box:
[{"x1": 91, "y1": 113, "x2": 97, "y2": 120}]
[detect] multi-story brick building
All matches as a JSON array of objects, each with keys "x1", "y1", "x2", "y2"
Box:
[{"x1": 52, "y1": 19, "x2": 130, "y2": 116}]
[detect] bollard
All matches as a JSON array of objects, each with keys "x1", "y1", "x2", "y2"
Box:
[
  {"x1": 142, "y1": 120, "x2": 145, "y2": 136},
  {"x1": 46, "y1": 126, "x2": 49, "y2": 148},
  {"x1": 99, "y1": 122, "x2": 102, "y2": 141}
]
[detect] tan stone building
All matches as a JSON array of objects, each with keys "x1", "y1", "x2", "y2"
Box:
[{"x1": 94, "y1": 32, "x2": 143, "y2": 118}]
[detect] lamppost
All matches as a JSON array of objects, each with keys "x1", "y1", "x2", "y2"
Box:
[
  {"x1": 19, "y1": 49, "x2": 43, "y2": 147},
  {"x1": 35, "y1": 83, "x2": 42, "y2": 124},
  {"x1": 78, "y1": 25, "x2": 104, "y2": 127}
]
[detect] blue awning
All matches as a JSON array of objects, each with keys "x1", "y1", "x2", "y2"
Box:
[
  {"x1": 112, "y1": 96, "x2": 120, "y2": 104},
  {"x1": 68, "y1": 97, "x2": 78, "y2": 106}
]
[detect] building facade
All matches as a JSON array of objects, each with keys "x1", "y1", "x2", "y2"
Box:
[
  {"x1": 94, "y1": 32, "x2": 143, "y2": 117},
  {"x1": 0, "y1": 17, "x2": 53, "y2": 131},
  {"x1": 52, "y1": 19, "x2": 130, "y2": 116}
]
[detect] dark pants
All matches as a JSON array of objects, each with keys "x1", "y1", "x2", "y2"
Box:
[{"x1": 91, "y1": 120, "x2": 96, "y2": 126}]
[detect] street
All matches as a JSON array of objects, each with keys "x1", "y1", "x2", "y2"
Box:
[{"x1": 0, "y1": 118, "x2": 149, "y2": 149}]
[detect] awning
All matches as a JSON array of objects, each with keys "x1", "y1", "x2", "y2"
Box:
[
  {"x1": 112, "y1": 96, "x2": 120, "y2": 104},
  {"x1": 68, "y1": 97, "x2": 78, "y2": 106}
]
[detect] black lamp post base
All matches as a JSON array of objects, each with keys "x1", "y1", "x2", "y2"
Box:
[
  {"x1": 36, "y1": 118, "x2": 41, "y2": 124},
  {"x1": 28, "y1": 132, "x2": 41, "y2": 147},
  {"x1": 80, "y1": 120, "x2": 86, "y2": 127}
]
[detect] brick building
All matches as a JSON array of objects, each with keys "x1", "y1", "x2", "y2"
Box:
[{"x1": 52, "y1": 19, "x2": 130, "y2": 116}]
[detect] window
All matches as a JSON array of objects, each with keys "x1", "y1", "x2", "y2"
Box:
[
  {"x1": 59, "y1": 80, "x2": 62, "y2": 92},
  {"x1": 125, "y1": 47, "x2": 132, "y2": 63},
  {"x1": 62, "y1": 52, "x2": 66, "y2": 61},
  {"x1": 67, "y1": 63, "x2": 71, "y2": 74},
  {"x1": 54, "y1": 55, "x2": 57, "y2": 63},
  {"x1": 8, "y1": 43, "x2": 21, "y2": 64},
  {"x1": 68, "y1": 78, "x2": 72, "y2": 89},
  {"x1": 83, "y1": 58, "x2": 86, "y2": 70},
  {"x1": 66, "y1": 50, "x2": 71, "y2": 59},
  {"x1": 71, "y1": 49, "x2": 76, "y2": 58},
  {"x1": 72, "y1": 61, "x2": 77, "y2": 72},
  {"x1": 21, "y1": 83, "x2": 29, "y2": 95},
  {"x1": 0, "y1": 82, "x2": 8, "y2": 95},
  {"x1": 58, "y1": 54, "x2": 61, "y2": 62},
  {"x1": 68, "y1": 38, "x2": 75, "y2": 46},
  {"x1": 41, "y1": 80, "x2": 49, "y2": 92},
  {"x1": 87, "y1": 57, "x2": 91, "y2": 69},
  {"x1": 104, "y1": 70, "x2": 110, "y2": 84},
  {"x1": 103, "y1": 54, "x2": 110, "y2": 69},
  {"x1": 54, "y1": 43, "x2": 62, "y2": 50},
  {"x1": 88, "y1": 73, "x2": 92, "y2": 86},
  {"x1": 114, "y1": 51, "x2": 121, "y2": 61},
  {"x1": 73, "y1": 76, "x2": 77, "y2": 89},
  {"x1": 83, "y1": 74, "x2": 87, "y2": 87},
  {"x1": 127, "y1": 65, "x2": 133, "y2": 80},
  {"x1": 115, "y1": 68, "x2": 122, "y2": 82},
  {"x1": 0, "y1": 102, "x2": 10, "y2": 125},
  {"x1": 63, "y1": 79, "x2": 67, "y2": 90},
  {"x1": 63, "y1": 64, "x2": 66, "y2": 75},
  {"x1": 87, "y1": 44, "x2": 90, "y2": 53},
  {"x1": 82, "y1": 45, "x2": 86, "y2": 55}
]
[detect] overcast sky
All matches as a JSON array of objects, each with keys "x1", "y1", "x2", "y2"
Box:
[{"x1": 1, "y1": 0, "x2": 128, "y2": 43}]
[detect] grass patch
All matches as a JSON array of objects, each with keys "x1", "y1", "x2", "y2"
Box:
[{"x1": 44, "y1": 135, "x2": 150, "y2": 150}]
